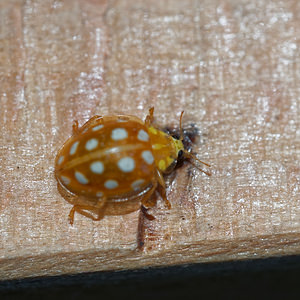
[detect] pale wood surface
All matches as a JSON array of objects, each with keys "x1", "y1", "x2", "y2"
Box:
[{"x1": 0, "y1": 0, "x2": 299, "y2": 280}]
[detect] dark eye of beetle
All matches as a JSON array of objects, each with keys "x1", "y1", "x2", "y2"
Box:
[{"x1": 178, "y1": 150, "x2": 183, "y2": 159}]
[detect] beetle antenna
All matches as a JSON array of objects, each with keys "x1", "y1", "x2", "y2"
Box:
[
  {"x1": 179, "y1": 110, "x2": 211, "y2": 176},
  {"x1": 184, "y1": 151, "x2": 211, "y2": 167},
  {"x1": 184, "y1": 150, "x2": 211, "y2": 176},
  {"x1": 179, "y1": 111, "x2": 184, "y2": 141}
]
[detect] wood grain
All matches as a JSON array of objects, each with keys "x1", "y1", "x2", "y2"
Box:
[{"x1": 0, "y1": 0, "x2": 299, "y2": 280}]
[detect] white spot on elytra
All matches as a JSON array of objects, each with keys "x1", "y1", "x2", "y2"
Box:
[
  {"x1": 96, "y1": 191, "x2": 103, "y2": 197},
  {"x1": 69, "y1": 141, "x2": 79, "y2": 155},
  {"x1": 137, "y1": 129, "x2": 149, "y2": 142},
  {"x1": 104, "y1": 179, "x2": 118, "y2": 189},
  {"x1": 90, "y1": 161, "x2": 104, "y2": 174},
  {"x1": 61, "y1": 175, "x2": 70, "y2": 185},
  {"x1": 92, "y1": 124, "x2": 104, "y2": 131},
  {"x1": 131, "y1": 179, "x2": 145, "y2": 191},
  {"x1": 118, "y1": 157, "x2": 135, "y2": 172},
  {"x1": 57, "y1": 156, "x2": 64, "y2": 165},
  {"x1": 75, "y1": 171, "x2": 89, "y2": 184},
  {"x1": 142, "y1": 150, "x2": 154, "y2": 165},
  {"x1": 85, "y1": 138, "x2": 98, "y2": 151},
  {"x1": 111, "y1": 128, "x2": 128, "y2": 141}
]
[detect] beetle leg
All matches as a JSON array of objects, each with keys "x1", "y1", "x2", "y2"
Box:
[
  {"x1": 155, "y1": 169, "x2": 171, "y2": 209},
  {"x1": 72, "y1": 115, "x2": 103, "y2": 136},
  {"x1": 68, "y1": 197, "x2": 107, "y2": 225},
  {"x1": 141, "y1": 180, "x2": 157, "y2": 208},
  {"x1": 68, "y1": 206, "x2": 103, "y2": 225},
  {"x1": 81, "y1": 115, "x2": 103, "y2": 130},
  {"x1": 72, "y1": 120, "x2": 79, "y2": 135},
  {"x1": 144, "y1": 107, "x2": 154, "y2": 126},
  {"x1": 141, "y1": 205, "x2": 155, "y2": 221},
  {"x1": 140, "y1": 180, "x2": 158, "y2": 220}
]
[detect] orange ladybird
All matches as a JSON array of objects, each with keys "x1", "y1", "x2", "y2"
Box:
[{"x1": 55, "y1": 107, "x2": 210, "y2": 224}]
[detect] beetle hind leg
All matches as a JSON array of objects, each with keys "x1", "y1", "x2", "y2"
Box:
[{"x1": 68, "y1": 197, "x2": 107, "y2": 225}]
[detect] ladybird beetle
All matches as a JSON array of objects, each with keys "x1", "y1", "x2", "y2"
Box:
[{"x1": 55, "y1": 107, "x2": 210, "y2": 224}]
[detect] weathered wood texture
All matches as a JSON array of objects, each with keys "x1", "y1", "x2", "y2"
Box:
[{"x1": 0, "y1": 0, "x2": 299, "y2": 280}]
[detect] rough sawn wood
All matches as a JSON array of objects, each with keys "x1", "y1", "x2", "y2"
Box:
[{"x1": 0, "y1": 0, "x2": 299, "y2": 280}]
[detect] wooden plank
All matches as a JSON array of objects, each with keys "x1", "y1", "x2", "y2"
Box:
[{"x1": 0, "y1": 0, "x2": 299, "y2": 281}]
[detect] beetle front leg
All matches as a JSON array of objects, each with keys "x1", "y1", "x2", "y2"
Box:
[{"x1": 155, "y1": 169, "x2": 171, "y2": 209}]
